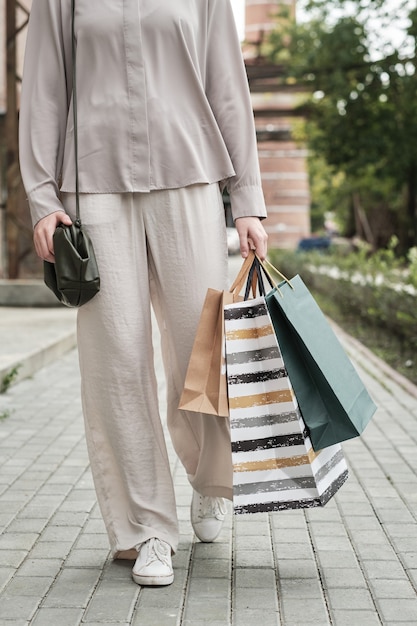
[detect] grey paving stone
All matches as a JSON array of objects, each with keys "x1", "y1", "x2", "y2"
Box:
[
  {"x1": 4, "y1": 577, "x2": 54, "y2": 603},
  {"x1": 321, "y1": 567, "x2": 368, "y2": 589},
  {"x1": 28, "y1": 541, "x2": 74, "y2": 560},
  {"x1": 361, "y1": 560, "x2": 408, "y2": 580},
  {"x1": 64, "y1": 548, "x2": 109, "y2": 568},
  {"x1": 0, "y1": 594, "x2": 40, "y2": 620},
  {"x1": 183, "y1": 596, "x2": 231, "y2": 623},
  {"x1": 41, "y1": 567, "x2": 101, "y2": 608},
  {"x1": 317, "y1": 549, "x2": 359, "y2": 569},
  {"x1": 191, "y1": 557, "x2": 232, "y2": 578},
  {"x1": 171, "y1": 546, "x2": 192, "y2": 570},
  {"x1": 0, "y1": 567, "x2": 14, "y2": 591},
  {"x1": 349, "y1": 529, "x2": 391, "y2": 546},
  {"x1": 279, "y1": 578, "x2": 324, "y2": 599},
  {"x1": 82, "y1": 578, "x2": 139, "y2": 622},
  {"x1": 234, "y1": 549, "x2": 274, "y2": 569},
  {"x1": 81, "y1": 517, "x2": 107, "y2": 534},
  {"x1": 30, "y1": 607, "x2": 84, "y2": 626},
  {"x1": 274, "y1": 541, "x2": 315, "y2": 560},
  {"x1": 38, "y1": 525, "x2": 81, "y2": 543},
  {"x1": 407, "y1": 569, "x2": 417, "y2": 587},
  {"x1": 400, "y1": 552, "x2": 417, "y2": 569},
  {"x1": 75, "y1": 532, "x2": 111, "y2": 550},
  {"x1": 277, "y1": 559, "x2": 319, "y2": 579},
  {"x1": 391, "y1": 536, "x2": 417, "y2": 552},
  {"x1": 234, "y1": 514, "x2": 270, "y2": 532},
  {"x1": 132, "y1": 607, "x2": 178, "y2": 626},
  {"x1": 138, "y1": 569, "x2": 187, "y2": 609},
  {"x1": 329, "y1": 610, "x2": 382, "y2": 625},
  {"x1": 271, "y1": 527, "x2": 312, "y2": 543},
  {"x1": 83, "y1": 623, "x2": 130, "y2": 626},
  {"x1": 0, "y1": 532, "x2": 39, "y2": 551},
  {"x1": 100, "y1": 560, "x2": 133, "y2": 581},
  {"x1": 383, "y1": 523, "x2": 417, "y2": 538},
  {"x1": 234, "y1": 568, "x2": 276, "y2": 588},
  {"x1": 307, "y1": 521, "x2": 348, "y2": 537},
  {"x1": 5, "y1": 518, "x2": 48, "y2": 534},
  {"x1": 354, "y1": 542, "x2": 398, "y2": 561},
  {"x1": 370, "y1": 578, "x2": 417, "y2": 599},
  {"x1": 232, "y1": 609, "x2": 280, "y2": 626},
  {"x1": 311, "y1": 535, "x2": 354, "y2": 552},
  {"x1": 234, "y1": 586, "x2": 277, "y2": 610},
  {"x1": 185, "y1": 621, "x2": 232, "y2": 626},
  {"x1": 281, "y1": 597, "x2": 330, "y2": 624},
  {"x1": 14, "y1": 558, "x2": 63, "y2": 579},
  {"x1": 377, "y1": 599, "x2": 417, "y2": 622},
  {"x1": 193, "y1": 541, "x2": 231, "y2": 560},
  {"x1": 0, "y1": 549, "x2": 28, "y2": 568},
  {"x1": 326, "y1": 587, "x2": 375, "y2": 611},
  {"x1": 235, "y1": 534, "x2": 271, "y2": 551},
  {"x1": 269, "y1": 512, "x2": 307, "y2": 529},
  {"x1": 337, "y1": 501, "x2": 375, "y2": 516},
  {"x1": 188, "y1": 576, "x2": 231, "y2": 598}
]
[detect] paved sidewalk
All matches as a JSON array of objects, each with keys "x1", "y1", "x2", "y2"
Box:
[{"x1": 1, "y1": 279, "x2": 417, "y2": 624}]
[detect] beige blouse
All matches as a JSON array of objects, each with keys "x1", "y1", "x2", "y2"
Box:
[{"x1": 19, "y1": 0, "x2": 267, "y2": 227}]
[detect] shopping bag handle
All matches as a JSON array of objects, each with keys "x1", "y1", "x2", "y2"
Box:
[
  {"x1": 256, "y1": 255, "x2": 294, "y2": 296},
  {"x1": 229, "y1": 250, "x2": 256, "y2": 297},
  {"x1": 244, "y1": 256, "x2": 266, "y2": 300}
]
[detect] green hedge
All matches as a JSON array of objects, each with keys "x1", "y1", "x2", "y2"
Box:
[{"x1": 268, "y1": 248, "x2": 417, "y2": 383}]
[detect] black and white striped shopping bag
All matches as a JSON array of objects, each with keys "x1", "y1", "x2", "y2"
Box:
[{"x1": 224, "y1": 296, "x2": 348, "y2": 514}]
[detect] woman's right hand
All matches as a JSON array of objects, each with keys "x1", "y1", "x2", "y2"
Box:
[{"x1": 33, "y1": 211, "x2": 73, "y2": 263}]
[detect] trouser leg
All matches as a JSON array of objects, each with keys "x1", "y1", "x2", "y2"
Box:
[
  {"x1": 63, "y1": 192, "x2": 179, "y2": 557},
  {"x1": 143, "y1": 183, "x2": 234, "y2": 500}
]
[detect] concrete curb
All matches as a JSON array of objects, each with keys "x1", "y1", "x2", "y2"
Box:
[
  {"x1": 0, "y1": 279, "x2": 62, "y2": 307},
  {"x1": 0, "y1": 329, "x2": 77, "y2": 392}
]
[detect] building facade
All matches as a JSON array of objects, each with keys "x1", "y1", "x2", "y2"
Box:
[{"x1": 245, "y1": 0, "x2": 311, "y2": 249}]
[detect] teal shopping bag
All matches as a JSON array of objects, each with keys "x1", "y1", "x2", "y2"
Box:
[{"x1": 265, "y1": 274, "x2": 377, "y2": 450}]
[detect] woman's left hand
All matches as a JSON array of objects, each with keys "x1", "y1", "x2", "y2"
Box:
[{"x1": 235, "y1": 216, "x2": 268, "y2": 261}]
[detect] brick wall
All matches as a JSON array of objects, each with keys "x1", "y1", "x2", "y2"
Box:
[{"x1": 245, "y1": 0, "x2": 311, "y2": 248}]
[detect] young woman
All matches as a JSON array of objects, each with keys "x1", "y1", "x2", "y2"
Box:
[{"x1": 19, "y1": 0, "x2": 268, "y2": 587}]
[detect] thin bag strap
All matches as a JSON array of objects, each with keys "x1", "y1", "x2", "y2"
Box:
[{"x1": 71, "y1": 0, "x2": 81, "y2": 226}]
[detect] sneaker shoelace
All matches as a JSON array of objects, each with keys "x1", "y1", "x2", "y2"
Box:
[
  {"x1": 144, "y1": 538, "x2": 171, "y2": 568},
  {"x1": 199, "y1": 496, "x2": 227, "y2": 520}
]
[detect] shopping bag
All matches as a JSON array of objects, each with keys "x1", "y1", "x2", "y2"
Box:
[
  {"x1": 224, "y1": 295, "x2": 348, "y2": 514},
  {"x1": 179, "y1": 253, "x2": 257, "y2": 417},
  {"x1": 179, "y1": 288, "x2": 233, "y2": 417},
  {"x1": 264, "y1": 270, "x2": 377, "y2": 450}
]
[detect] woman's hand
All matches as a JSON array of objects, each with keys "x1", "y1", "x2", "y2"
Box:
[
  {"x1": 235, "y1": 216, "x2": 268, "y2": 261},
  {"x1": 33, "y1": 211, "x2": 73, "y2": 263}
]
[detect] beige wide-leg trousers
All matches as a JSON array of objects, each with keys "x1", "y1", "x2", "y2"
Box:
[{"x1": 62, "y1": 184, "x2": 233, "y2": 558}]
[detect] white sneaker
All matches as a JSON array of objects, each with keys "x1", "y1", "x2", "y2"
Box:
[
  {"x1": 132, "y1": 538, "x2": 174, "y2": 586},
  {"x1": 191, "y1": 490, "x2": 227, "y2": 542}
]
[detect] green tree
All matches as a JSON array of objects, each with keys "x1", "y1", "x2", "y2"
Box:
[{"x1": 267, "y1": 0, "x2": 417, "y2": 251}]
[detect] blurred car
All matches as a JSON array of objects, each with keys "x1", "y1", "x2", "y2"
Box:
[
  {"x1": 227, "y1": 227, "x2": 240, "y2": 255},
  {"x1": 297, "y1": 236, "x2": 331, "y2": 252}
]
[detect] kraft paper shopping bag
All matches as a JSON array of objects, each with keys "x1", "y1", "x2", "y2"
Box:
[
  {"x1": 179, "y1": 288, "x2": 234, "y2": 417},
  {"x1": 179, "y1": 253, "x2": 255, "y2": 417}
]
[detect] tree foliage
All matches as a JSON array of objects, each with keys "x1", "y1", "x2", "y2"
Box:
[{"x1": 267, "y1": 0, "x2": 417, "y2": 251}]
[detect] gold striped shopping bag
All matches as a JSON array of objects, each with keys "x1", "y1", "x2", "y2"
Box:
[{"x1": 224, "y1": 296, "x2": 349, "y2": 514}]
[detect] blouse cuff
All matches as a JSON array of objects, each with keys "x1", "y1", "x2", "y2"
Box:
[
  {"x1": 28, "y1": 185, "x2": 65, "y2": 228},
  {"x1": 230, "y1": 185, "x2": 267, "y2": 222}
]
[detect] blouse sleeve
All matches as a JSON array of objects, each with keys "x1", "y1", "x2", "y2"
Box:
[
  {"x1": 19, "y1": 0, "x2": 72, "y2": 227},
  {"x1": 205, "y1": 0, "x2": 267, "y2": 221}
]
